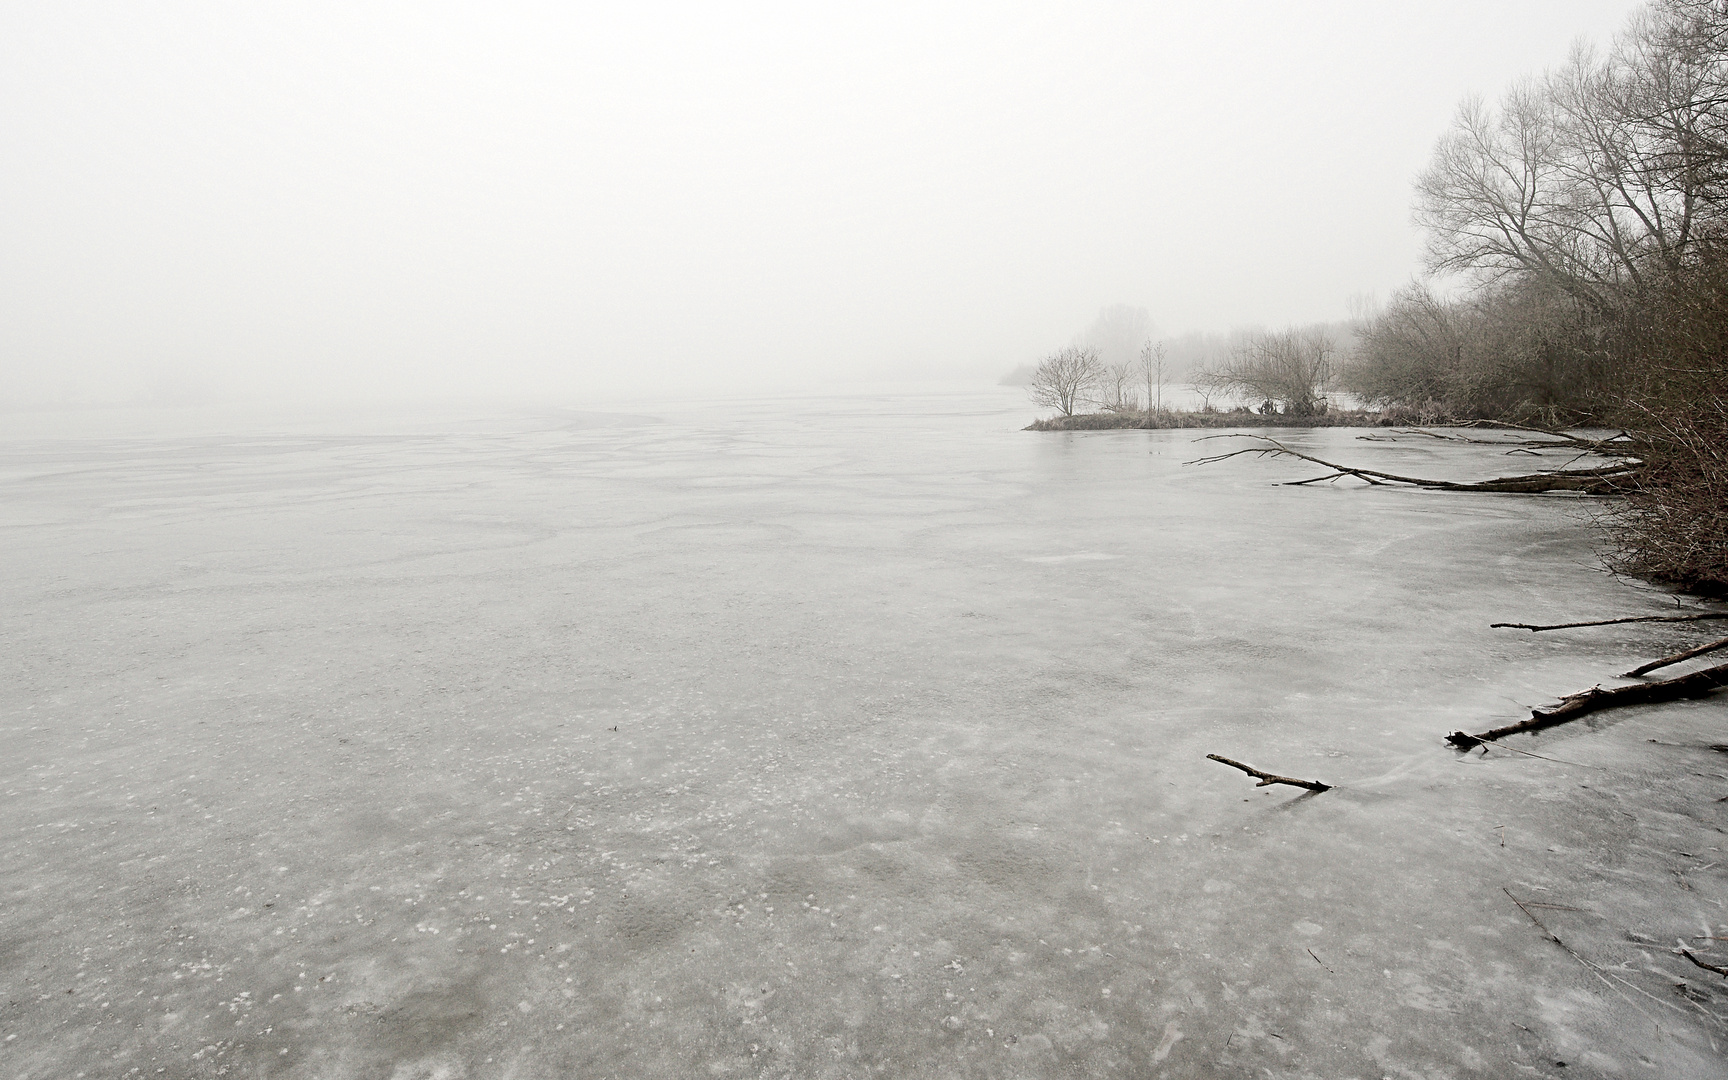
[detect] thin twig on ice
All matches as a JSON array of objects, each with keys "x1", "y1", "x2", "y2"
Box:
[{"x1": 1205, "y1": 754, "x2": 1330, "y2": 792}]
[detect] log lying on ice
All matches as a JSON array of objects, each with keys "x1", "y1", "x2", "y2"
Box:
[
  {"x1": 1206, "y1": 754, "x2": 1331, "y2": 792},
  {"x1": 1446, "y1": 662, "x2": 1728, "y2": 748}
]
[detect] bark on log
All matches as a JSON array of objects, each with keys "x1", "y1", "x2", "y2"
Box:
[
  {"x1": 1205, "y1": 754, "x2": 1331, "y2": 792},
  {"x1": 1446, "y1": 662, "x2": 1728, "y2": 747}
]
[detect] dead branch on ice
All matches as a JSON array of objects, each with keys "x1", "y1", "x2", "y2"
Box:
[
  {"x1": 1679, "y1": 948, "x2": 1728, "y2": 978},
  {"x1": 1205, "y1": 754, "x2": 1330, "y2": 792},
  {"x1": 1184, "y1": 434, "x2": 1637, "y2": 494},
  {"x1": 1492, "y1": 613, "x2": 1728, "y2": 632},
  {"x1": 1361, "y1": 423, "x2": 1632, "y2": 453},
  {"x1": 1445, "y1": 662, "x2": 1728, "y2": 747},
  {"x1": 1622, "y1": 635, "x2": 1728, "y2": 677},
  {"x1": 1451, "y1": 420, "x2": 1634, "y2": 453}
]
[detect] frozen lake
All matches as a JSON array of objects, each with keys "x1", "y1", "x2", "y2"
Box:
[{"x1": 3, "y1": 386, "x2": 1725, "y2": 1077}]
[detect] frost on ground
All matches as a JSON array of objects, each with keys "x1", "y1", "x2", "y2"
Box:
[{"x1": 1, "y1": 389, "x2": 1724, "y2": 1078}]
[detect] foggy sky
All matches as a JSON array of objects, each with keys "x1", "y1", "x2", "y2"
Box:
[{"x1": 2, "y1": 1, "x2": 1645, "y2": 407}]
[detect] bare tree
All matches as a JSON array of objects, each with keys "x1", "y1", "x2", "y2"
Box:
[
  {"x1": 1027, "y1": 347, "x2": 1104, "y2": 417},
  {"x1": 1096, "y1": 362, "x2": 1139, "y2": 412},
  {"x1": 1135, "y1": 340, "x2": 1167, "y2": 419},
  {"x1": 1338, "y1": 283, "x2": 1465, "y2": 409},
  {"x1": 1191, "y1": 379, "x2": 1217, "y2": 413},
  {"x1": 1338, "y1": 277, "x2": 1614, "y2": 421},
  {"x1": 1414, "y1": 86, "x2": 1607, "y2": 305},
  {"x1": 1415, "y1": 1, "x2": 1728, "y2": 312},
  {"x1": 1204, "y1": 328, "x2": 1335, "y2": 415}
]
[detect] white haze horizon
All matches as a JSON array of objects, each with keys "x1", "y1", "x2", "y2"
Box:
[{"x1": 3, "y1": 1, "x2": 1644, "y2": 411}]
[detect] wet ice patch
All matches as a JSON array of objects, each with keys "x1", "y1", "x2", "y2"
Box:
[
  {"x1": 1023, "y1": 552, "x2": 1118, "y2": 564},
  {"x1": 388, "y1": 1053, "x2": 465, "y2": 1080},
  {"x1": 1151, "y1": 1020, "x2": 1183, "y2": 1062}
]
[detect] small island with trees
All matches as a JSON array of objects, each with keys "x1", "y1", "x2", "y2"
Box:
[{"x1": 1022, "y1": 326, "x2": 1349, "y2": 428}]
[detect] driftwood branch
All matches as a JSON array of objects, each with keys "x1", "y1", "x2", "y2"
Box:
[
  {"x1": 1623, "y1": 635, "x2": 1728, "y2": 678},
  {"x1": 1492, "y1": 613, "x2": 1728, "y2": 632},
  {"x1": 1446, "y1": 662, "x2": 1728, "y2": 747},
  {"x1": 1206, "y1": 754, "x2": 1330, "y2": 792},
  {"x1": 1185, "y1": 435, "x2": 1637, "y2": 494}
]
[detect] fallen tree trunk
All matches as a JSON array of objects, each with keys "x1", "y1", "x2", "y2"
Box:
[
  {"x1": 1206, "y1": 754, "x2": 1330, "y2": 792},
  {"x1": 1186, "y1": 435, "x2": 1639, "y2": 494},
  {"x1": 1446, "y1": 662, "x2": 1728, "y2": 748}
]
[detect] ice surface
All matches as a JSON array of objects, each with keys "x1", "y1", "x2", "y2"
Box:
[{"x1": 2, "y1": 387, "x2": 1725, "y2": 1077}]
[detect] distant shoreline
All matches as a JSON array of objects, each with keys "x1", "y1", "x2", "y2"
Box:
[{"x1": 1024, "y1": 409, "x2": 1413, "y2": 431}]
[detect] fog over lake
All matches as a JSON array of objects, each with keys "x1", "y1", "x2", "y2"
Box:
[
  {"x1": 9, "y1": 1, "x2": 1728, "y2": 1074},
  {"x1": 2, "y1": 1, "x2": 1644, "y2": 406},
  {"x1": 5, "y1": 388, "x2": 1723, "y2": 1076}
]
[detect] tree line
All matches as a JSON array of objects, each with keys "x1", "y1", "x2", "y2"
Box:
[
  {"x1": 1024, "y1": 0, "x2": 1727, "y2": 591},
  {"x1": 1342, "y1": 0, "x2": 1726, "y2": 423},
  {"x1": 1355, "y1": 0, "x2": 1727, "y2": 591}
]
